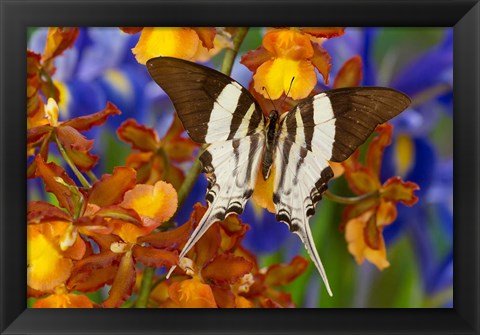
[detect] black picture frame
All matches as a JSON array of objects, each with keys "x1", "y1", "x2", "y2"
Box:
[{"x1": 1, "y1": 0, "x2": 479, "y2": 334}]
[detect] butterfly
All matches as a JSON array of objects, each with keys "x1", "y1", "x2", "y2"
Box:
[{"x1": 146, "y1": 56, "x2": 411, "y2": 296}]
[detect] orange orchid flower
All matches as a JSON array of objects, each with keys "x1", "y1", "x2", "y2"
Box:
[
  {"x1": 122, "y1": 27, "x2": 232, "y2": 64},
  {"x1": 241, "y1": 27, "x2": 345, "y2": 101},
  {"x1": 117, "y1": 117, "x2": 198, "y2": 189},
  {"x1": 27, "y1": 28, "x2": 79, "y2": 128},
  {"x1": 27, "y1": 99, "x2": 121, "y2": 177},
  {"x1": 341, "y1": 124, "x2": 420, "y2": 270}
]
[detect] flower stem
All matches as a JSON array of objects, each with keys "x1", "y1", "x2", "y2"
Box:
[
  {"x1": 324, "y1": 190, "x2": 379, "y2": 205},
  {"x1": 54, "y1": 133, "x2": 91, "y2": 188},
  {"x1": 135, "y1": 267, "x2": 155, "y2": 308},
  {"x1": 221, "y1": 27, "x2": 249, "y2": 75},
  {"x1": 86, "y1": 170, "x2": 98, "y2": 183}
]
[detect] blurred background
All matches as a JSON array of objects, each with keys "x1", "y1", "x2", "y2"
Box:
[{"x1": 28, "y1": 27, "x2": 453, "y2": 308}]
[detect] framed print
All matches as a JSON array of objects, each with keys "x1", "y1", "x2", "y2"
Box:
[{"x1": 1, "y1": 0, "x2": 479, "y2": 334}]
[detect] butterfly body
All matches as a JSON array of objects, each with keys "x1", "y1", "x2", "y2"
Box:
[
  {"x1": 147, "y1": 56, "x2": 411, "y2": 297},
  {"x1": 262, "y1": 110, "x2": 280, "y2": 180}
]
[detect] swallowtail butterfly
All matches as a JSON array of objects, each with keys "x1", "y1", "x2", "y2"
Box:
[{"x1": 147, "y1": 57, "x2": 410, "y2": 296}]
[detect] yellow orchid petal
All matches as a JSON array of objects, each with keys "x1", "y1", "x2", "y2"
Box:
[
  {"x1": 121, "y1": 180, "x2": 177, "y2": 223},
  {"x1": 168, "y1": 278, "x2": 217, "y2": 308},
  {"x1": 394, "y1": 134, "x2": 415, "y2": 176},
  {"x1": 254, "y1": 58, "x2": 317, "y2": 100},
  {"x1": 27, "y1": 225, "x2": 73, "y2": 292},
  {"x1": 132, "y1": 27, "x2": 200, "y2": 64},
  {"x1": 252, "y1": 166, "x2": 276, "y2": 213},
  {"x1": 45, "y1": 98, "x2": 59, "y2": 127},
  {"x1": 235, "y1": 296, "x2": 254, "y2": 308},
  {"x1": 345, "y1": 214, "x2": 390, "y2": 270},
  {"x1": 32, "y1": 292, "x2": 94, "y2": 308}
]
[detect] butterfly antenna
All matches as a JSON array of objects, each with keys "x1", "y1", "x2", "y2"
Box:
[
  {"x1": 280, "y1": 77, "x2": 295, "y2": 110},
  {"x1": 262, "y1": 86, "x2": 277, "y2": 111}
]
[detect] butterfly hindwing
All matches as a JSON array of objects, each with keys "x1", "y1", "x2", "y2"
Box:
[
  {"x1": 178, "y1": 133, "x2": 264, "y2": 260},
  {"x1": 146, "y1": 57, "x2": 265, "y2": 143}
]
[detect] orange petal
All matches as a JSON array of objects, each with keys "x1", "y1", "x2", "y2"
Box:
[
  {"x1": 61, "y1": 102, "x2": 121, "y2": 132},
  {"x1": 27, "y1": 125, "x2": 52, "y2": 145},
  {"x1": 121, "y1": 181, "x2": 178, "y2": 223},
  {"x1": 55, "y1": 126, "x2": 98, "y2": 171},
  {"x1": 88, "y1": 166, "x2": 137, "y2": 207},
  {"x1": 211, "y1": 286, "x2": 236, "y2": 308},
  {"x1": 119, "y1": 27, "x2": 143, "y2": 34},
  {"x1": 240, "y1": 46, "x2": 273, "y2": 72},
  {"x1": 111, "y1": 221, "x2": 153, "y2": 244},
  {"x1": 168, "y1": 278, "x2": 217, "y2": 308},
  {"x1": 194, "y1": 221, "x2": 221, "y2": 266},
  {"x1": 164, "y1": 138, "x2": 198, "y2": 164},
  {"x1": 252, "y1": 166, "x2": 276, "y2": 213},
  {"x1": 192, "y1": 27, "x2": 216, "y2": 49},
  {"x1": 202, "y1": 254, "x2": 253, "y2": 284},
  {"x1": 333, "y1": 55, "x2": 363, "y2": 89},
  {"x1": 345, "y1": 215, "x2": 390, "y2": 270},
  {"x1": 102, "y1": 251, "x2": 136, "y2": 308},
  {"x1": 235, "y1": 296, "x2": 254, "y2": 308},
  {"x1": 27, "y1": 224, "x2": 73, "y2": 292},
  {"x1": 28, "y1": 201, "x2": 72, "y2": 223},
  {"x1": 376, "y1": 200, "x2": 398, "y2": 227},
  {"x1": 343, "y1": 166, "x2": 382, "y2": 195},
  {"x1": 262, "y1": 29, "x2": 313, "y2": 59},
  {"x1": 34, "y1": 155, "x2": 82, "y2": 216},
  {"x1": 311, "y1": 43, "x2": 332, "y2": 85},
  {"x1": 138, "y1": 218, "x2": 192, "y2": 249},
  {"x1": 367, "y1": 124, "x2": 393, "y2": 176},
  {"x1": 132, "y1": 245, "x2": 178, "y2": 268},
  {"x1": 93, "y1": 206, "x2": 142, "y2": 224},
  {"x1": 363, "y1": 212, "x2": 381, "y2": 250},
  {"x1": 264, "y1": 256, "x2": 309, "y2": 286},
  {"x1": 381, "y1": 177, "x2": 420, "y2": 206},
  {"x1": 300, "y1": 27, "x2": 345, "y2": 39},
  {"x1": 219, "y1": 215, "x2": 250, "y2": 252},
  {"x1": 42, "y1": 27, "x2": 79, "y2": 62},
  {"x1": 68, "y1": 266, "x2": 117, "y2": 292},
  {"x1": 132, "y1": 27, "x2": 200, "y2": 64},
  {"x1": 254, "y1": 58, "x2": 316, "y2": 100},
  {"x1": 32, "y1": 292, "x2": 94, "y2": 308},
  {"x1": 117, "y1": 119, "x2": 159, "y2": 152}
]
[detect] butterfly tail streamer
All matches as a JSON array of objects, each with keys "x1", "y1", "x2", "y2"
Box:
[
  {"x1": 166, "y1": 202, "x2": 219, "y2": 279},
  {"x1": 294, "y1": 215, "x2": 333, "y2": 297}
]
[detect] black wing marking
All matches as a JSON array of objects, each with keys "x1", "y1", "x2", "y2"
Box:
[{"x1": 147, "y1": 57, "x2": 265, "y2": 143}]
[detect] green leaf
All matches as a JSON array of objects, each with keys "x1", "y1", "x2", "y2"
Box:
[{"x1": 366, "y1": 235, "x2": 423, "y2": 307}]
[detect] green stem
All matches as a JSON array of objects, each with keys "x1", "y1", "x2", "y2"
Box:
[
  {"x1": 221, "y1": 27, "x2": 249, "y2": 75},
  {"x1": 135, "y1": 267, "x2": 155, "y2": 308},
  {"x1": 323, "y1": 190, "x2": 379, "y2": 205},
  {"x1": 54, "y1": 133, "x2": 91, "y2": 188},
  {"x1": 86, "y1": 170, "x2": 98, "y2": 183}
]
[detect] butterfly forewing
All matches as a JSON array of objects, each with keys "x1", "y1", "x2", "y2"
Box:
[
  {"x1": 286, "y1": 87, "x2": 411, "y2": 162},
  {"x1": 146, "y1": 57, "x2": 266, "y2": 262},
  {"x1": 146, "y1": 57, "x2": 265, "y2": 143}
]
